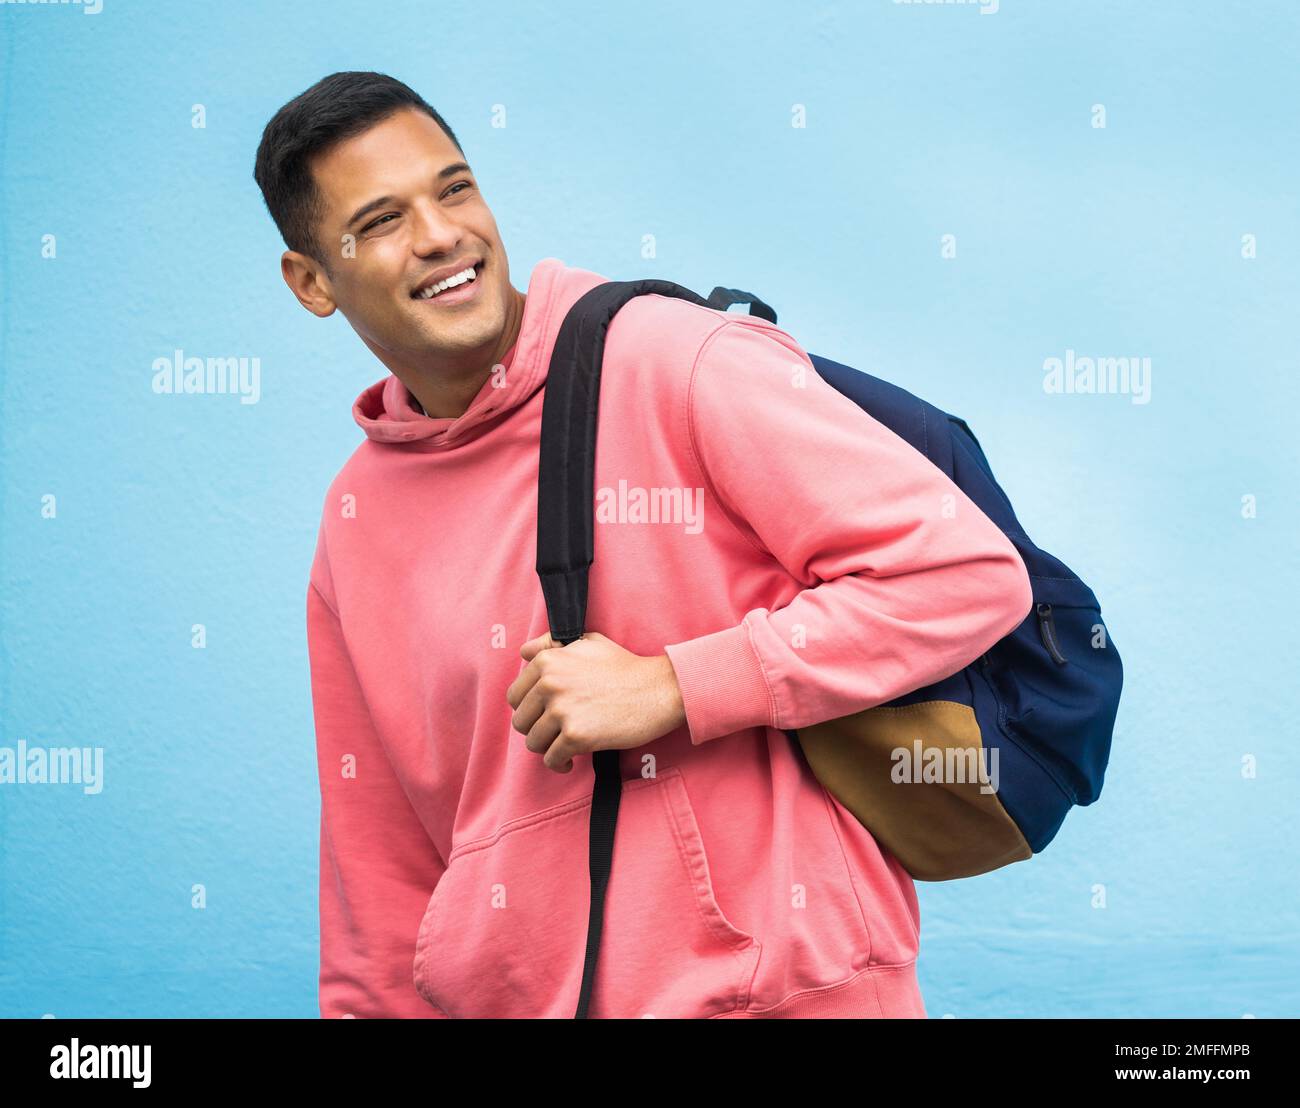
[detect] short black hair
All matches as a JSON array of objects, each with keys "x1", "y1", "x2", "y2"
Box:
[{"x1": 253, "y1": 71, "x2": 463, "y2": 273}]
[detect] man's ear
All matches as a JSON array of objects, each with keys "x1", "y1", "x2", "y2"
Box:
[{"x1": 281, "y1": 249, "x2": 337, "y2": 318}]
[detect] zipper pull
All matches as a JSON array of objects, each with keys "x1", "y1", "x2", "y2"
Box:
[{"x1": 1037, "y1": 603, "x2": 1068, "y2": 664}]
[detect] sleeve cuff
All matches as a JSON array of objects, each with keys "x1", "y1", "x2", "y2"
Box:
[{"x1": 663, "y1": 617, "x2": 777, "y2": 745}]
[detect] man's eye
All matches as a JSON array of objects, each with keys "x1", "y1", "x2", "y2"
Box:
[{"x1": 360, "y1": 184, "x2": 471, "y2": 232}]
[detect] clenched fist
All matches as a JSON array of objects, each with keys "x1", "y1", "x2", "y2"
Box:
[{"x1": 506, "y1": 630, "x2": 687, "y2": 772}]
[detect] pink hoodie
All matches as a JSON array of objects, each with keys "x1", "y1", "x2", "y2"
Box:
[{"x1": 307, "y1": 257, "x2": 1033, "y2": 1019}]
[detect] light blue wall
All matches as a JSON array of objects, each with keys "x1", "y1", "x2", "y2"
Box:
[{"x1": 2, "y1": 0, "x2": 1295, "y2": 1018}]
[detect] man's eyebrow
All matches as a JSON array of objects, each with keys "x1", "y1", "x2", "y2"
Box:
[{"x1": 344, "y1": 162, "x2": 475, "y2": 230}]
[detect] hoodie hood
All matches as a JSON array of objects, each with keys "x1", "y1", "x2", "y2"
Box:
[{"x1": 351, "y1": 256, "x2": 608, "y2": 451}]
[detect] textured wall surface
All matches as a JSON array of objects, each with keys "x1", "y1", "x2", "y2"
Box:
[{"x1": 1, "y1": 0, "x2": 1296, "y2": 1018}]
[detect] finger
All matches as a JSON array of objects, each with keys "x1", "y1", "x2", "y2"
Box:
[
  {"x1": 543, "y1": 728, "x2": 579, "y2": 773},
  {"x1": 505, "y1": 656, "x2": 543, "y2": 710},
  {"x1": 523, "y1": 712, "x2": 562, "y2": 757},
  {"x1": 519, "y1": 632, "x2": 556, "y2": 661},
  {"x1": 510, "y1": 677, "x2": 550, "y2": 736}
]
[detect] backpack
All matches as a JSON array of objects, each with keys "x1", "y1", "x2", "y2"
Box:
[{"x1": 536, "y1": 279, "x2": 1124, "y2": 1018}]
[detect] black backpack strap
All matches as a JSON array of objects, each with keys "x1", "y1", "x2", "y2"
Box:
[
  {"x1": 536, "y1": 277, "x2": 713, "y2": 1018},
  {"x1": 705, "y1": 285, "x2": 778, "y2": 324}
]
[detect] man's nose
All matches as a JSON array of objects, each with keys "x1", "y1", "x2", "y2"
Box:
[{"x1": 408, "y1": 197, "x2": 461, "y2": 256}]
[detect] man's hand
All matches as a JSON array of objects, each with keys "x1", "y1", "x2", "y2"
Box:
[{"x1": 506, "y1": 631, "x2": 688, "y2": 772}]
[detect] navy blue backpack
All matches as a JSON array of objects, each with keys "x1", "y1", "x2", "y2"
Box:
[{"x1": 536, "y1": 279, "x2": 1124, "y2": 1019}]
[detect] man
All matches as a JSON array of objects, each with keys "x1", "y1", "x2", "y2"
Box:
[{"x1": 254, "y1": 71, "x2": 1033, "y2": 1019}]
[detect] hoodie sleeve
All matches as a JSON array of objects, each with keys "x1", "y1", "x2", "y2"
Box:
[
  {"x1": 662, "y1": 320, "x2": 1033, "y2": 745},
  {"x1": 307, "y1": 577, "x2": 448, "y2": 1018}
]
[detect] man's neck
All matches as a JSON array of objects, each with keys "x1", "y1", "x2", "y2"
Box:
[
  {"x1": 409, "y1": 361, "x2": 494, "y2": 419},
  {"x1": 406, "y1": 287, "x2": 526, "y2": 419}
]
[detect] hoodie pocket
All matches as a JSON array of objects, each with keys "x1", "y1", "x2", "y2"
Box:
[
  {"x1": 589, "y1": 768, "x2": 761, "y2": 1018},
  {"x1": 412, "y1": 767, "x2": 760, "y2": 1019}
]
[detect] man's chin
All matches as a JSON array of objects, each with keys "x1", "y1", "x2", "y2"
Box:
[
  {"x1": 407, "y1": 322, "x2": 501, "y2": 360},
  {"x1": 421, "y1": 304, "x2": 495, "y2": 330}
]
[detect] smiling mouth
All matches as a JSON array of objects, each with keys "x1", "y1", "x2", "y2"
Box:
[{"x1": 411, "y1": 260, "x2": 484, "y2": 301}]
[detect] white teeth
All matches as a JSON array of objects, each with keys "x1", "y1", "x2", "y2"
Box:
[{"x1": 417, "y1": 265, "x2": 478, "y2": 299}]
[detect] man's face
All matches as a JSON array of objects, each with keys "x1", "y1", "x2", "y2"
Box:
[{"x1": 288, "y1": 107, "x2": 514, "y2": 371}]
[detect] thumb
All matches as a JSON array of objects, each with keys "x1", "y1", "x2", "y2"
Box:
[{"x1": 519, "y1": 631, "x2": 559, "y2": 661}]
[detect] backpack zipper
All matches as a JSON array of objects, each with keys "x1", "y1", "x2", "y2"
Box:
[{"x1": 1037, "y1": 603, "x2": 1068, "y2": 664}]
